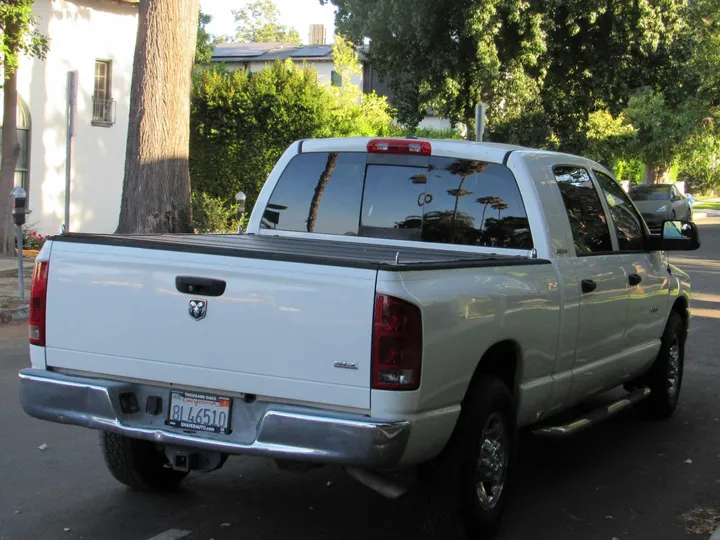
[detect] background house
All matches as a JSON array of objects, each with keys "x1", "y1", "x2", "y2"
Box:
[
  {"x1": 211, "y1": 38, "x2": 452, "y2": 132},
  {"x1": 2, "y1": 0, "x2": 138, "y2": 235}
]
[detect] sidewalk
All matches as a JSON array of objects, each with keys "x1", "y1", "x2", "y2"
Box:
[
  {"x1": 693, "y1": 210, "x2": 720, "y2": 219},
  {"x1": 0, "y1": 256, "x2": 34, "y2": 324}
]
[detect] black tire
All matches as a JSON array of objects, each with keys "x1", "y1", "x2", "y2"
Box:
[
  {"x1": 636, "y1": 312, "x2": 686, "y2": 419},
  {"x1": 420, "y1": 376, "x2": 515, "y2": 539},
  {"x1": 99, "y1": 432, "x2": 188, "y2": 491}
]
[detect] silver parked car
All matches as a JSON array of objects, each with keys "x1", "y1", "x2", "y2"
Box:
[{"x1": 629, "y1": 184, "x2": 692, "y2": 232}]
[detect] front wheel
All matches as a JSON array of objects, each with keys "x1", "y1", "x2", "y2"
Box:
[
  {"x1": 636, "y1": 312, "x2": 686, "y2": 419},
  {"x1": 421, "y1": 376, "x2": 514, "y2": 539}
]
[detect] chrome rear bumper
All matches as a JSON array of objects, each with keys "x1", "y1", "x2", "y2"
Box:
[{"x1": 18, "y1": 369, "x2": 410, "y2": 468}]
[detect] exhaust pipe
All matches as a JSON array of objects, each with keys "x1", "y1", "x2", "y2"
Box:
[{"x1": 345, "y1": 467, "x2": 408, "y2": 500}]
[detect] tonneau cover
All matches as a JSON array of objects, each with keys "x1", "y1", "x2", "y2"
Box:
[{"x1": 52, "y1": 233, "x2": 548, "y2": 271}]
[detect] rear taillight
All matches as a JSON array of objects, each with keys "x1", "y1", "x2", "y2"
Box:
[
  {"x1": 29, "y1": 261, "x2": 49, "y2": 346},
  {"x1": 372, "y1": 294, "x2": 422, "y2": 391},
  {"x1": 367, "y1": 139, "x2": 431, "y2": 156}
]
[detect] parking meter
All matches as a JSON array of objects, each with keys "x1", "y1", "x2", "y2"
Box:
[
  {"x1": 12, "y1": 186, "x2": 27, "y2": 226},
  {"x1": 11, "y1": 186, "x2": 28, "y2": 298},
  {"x1": 236, "y1": 191, "x2": 247, "y2": 233},
  {"x1": 236, "y1": 191, "x2": 246, "y2": 217}
]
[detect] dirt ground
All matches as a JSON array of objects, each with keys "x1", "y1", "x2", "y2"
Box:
[{"x1": 0, "y1": 265, "x2": 33, "y2": 309}]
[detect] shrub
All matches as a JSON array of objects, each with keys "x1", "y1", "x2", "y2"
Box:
[
  {"x1": 389, "y1": 124, "x2": 464, "y2": 139},
  {"x1": 21, "y1": 226, "x2": 50, "y2": 251},
  {"x1": 191, "y1": 192, "x2": 241, "y2": 234}
]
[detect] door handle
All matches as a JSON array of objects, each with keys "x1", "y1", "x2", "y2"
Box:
[
  {"x1": 175, "y1": 276, "x2": 227, "y2": 297},
  {"x1": 628, "y1": 273, "x2": 642, "y2": 286},
  {"x1": 581, "y1": 279, "x2": 597, "y2": 294}
]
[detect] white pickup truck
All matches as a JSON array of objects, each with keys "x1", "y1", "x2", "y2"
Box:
[{"x1": 20, "y1": 137, "x2": 700, "y2": 539}]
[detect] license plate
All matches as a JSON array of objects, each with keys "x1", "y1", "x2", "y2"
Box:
[{"x1": 166, "y1": 391, "x2": 232, "y2": 434}]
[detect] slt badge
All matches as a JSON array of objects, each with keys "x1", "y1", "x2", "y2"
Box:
[{"x1": 189, "y1": 299, "x2": 208, "y2": 321}]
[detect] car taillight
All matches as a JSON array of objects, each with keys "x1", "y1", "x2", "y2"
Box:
[
  {"x1": 372, "y1": 294, "x2": 422, "y2": 391},
  {"x1": 367, "y1": 139, "x2": 431, "y2": 156},
  {"x1": 29, "y1": 261, "x2": 49, "y2": 346}
]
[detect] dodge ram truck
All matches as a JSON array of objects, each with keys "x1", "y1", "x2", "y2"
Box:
[{"x1": 19, "y1": 137, "x2": 700, "y2": 539}]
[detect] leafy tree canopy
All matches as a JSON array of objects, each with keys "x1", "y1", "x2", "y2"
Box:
[
  {"x1": 195, "y1": 10, "x2": 217, "y2": 64},
  {"x1": 0, "y1": 0, "x2": 49, "y2": 75},
  {"x1": 233, "y1": 0, "x2": 301, "y2": 44},
  {"x1": 322, "y1": 0, "x2": 689, "y2": 148}
]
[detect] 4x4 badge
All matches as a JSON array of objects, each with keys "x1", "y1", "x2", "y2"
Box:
[{"x1": 189, "y1": 299, "x2": 207, "y2": 321}]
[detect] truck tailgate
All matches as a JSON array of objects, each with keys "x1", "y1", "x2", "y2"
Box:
[{"x1": 44, "y1": 241, "x2": 377, "y2": 410}]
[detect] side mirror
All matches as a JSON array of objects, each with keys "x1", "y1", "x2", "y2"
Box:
[{"x1": 646, "y1": 220, "x2": 700, "y2": 251}]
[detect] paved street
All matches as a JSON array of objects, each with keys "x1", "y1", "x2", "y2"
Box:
[{"x1": 1, "y1": 220, "x2": 719, "y2": 540}]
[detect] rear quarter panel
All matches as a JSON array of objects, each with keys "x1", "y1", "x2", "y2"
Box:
[{"x1": 372, "y1": 263, "x2": 562, "y2": 423}]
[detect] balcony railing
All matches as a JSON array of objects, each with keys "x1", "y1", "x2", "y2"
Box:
[{"x1": 92, "y1": 97, "x2": 116, "y2": 126}]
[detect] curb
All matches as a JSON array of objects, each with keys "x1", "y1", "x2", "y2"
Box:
[{"x1": 0, "y1": 305, "x2": 29, "y2": 325}]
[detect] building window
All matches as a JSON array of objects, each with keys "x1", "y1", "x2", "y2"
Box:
[
  {"x1": 92, "y1": 60, "x2": 115, "y2": 126},
  {"x1": 331, "y1": 70, "x2": 342, "y2": 87},
  {"x1": 0, "y1": 93, "x2": 32, "y2": 191}
]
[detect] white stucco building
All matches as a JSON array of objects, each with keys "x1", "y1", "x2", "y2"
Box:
[{"x1": 2, "y1": 0, "x2": 138, "y2": 235}]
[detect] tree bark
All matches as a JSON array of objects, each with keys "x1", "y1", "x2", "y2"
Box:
[
  {"x1": 116, "y1": 0, "x2": 200, "y2": 234},
  {"x1": 0, "y1": 30, "x2": 21, "y2": 254},
  {"x1": 643, "y1": 163, "x2": 672, "y2": 185},
  {"x1": 643, "y1": 163, "x2": 654, "y2": 185}
]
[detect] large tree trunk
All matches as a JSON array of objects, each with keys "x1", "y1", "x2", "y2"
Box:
[
  {"x1": 0, "y1": 43, "x2": 21, "y2": 254},
  {"x1": 643, "y1": 163, "x2": 672, "y2": 185},
  {"x1": 116, "y1": 0, "x2": 200, "y2": 234}
]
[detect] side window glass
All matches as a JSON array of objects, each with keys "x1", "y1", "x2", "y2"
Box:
[
  {"x1": 262, "y1": 152, "x2": 366, "y2": 235},
  {"x1": 594, "y1": 170, "x2": 646, "y2": 251},
  {"x1": 423, "y1": 158, "x2": 533, "y2": 249},
  {"x1": 553, "y1": 166, "x2": 613, "y2": 255}
]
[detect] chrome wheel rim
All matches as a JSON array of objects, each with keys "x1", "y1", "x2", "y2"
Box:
[
  {"x1": 475, "y1": 412, "x2": 509, "y2": 511},
  {"x1": 668, "y1": 338, "x2": 680, "y2": 397}
]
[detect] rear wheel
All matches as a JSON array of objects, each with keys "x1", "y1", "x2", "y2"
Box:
[
  {"x1": 99, "y1": 432, "x2": 188, "y2": 491},
  {"x1": 421, "y1": 376, "x2": 514, "y2": 539},
  {"x1": 636, "y1": 312, "x2": 686, "y2": 419}
]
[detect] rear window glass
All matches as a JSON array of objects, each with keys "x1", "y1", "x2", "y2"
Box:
[
  {"x1": 629, "y1": 186, "x2": 671, "y2": 201},
  {"x1": 260, "y1": 152, "x2": 365, "y2": 235},
  {"x1": 359, "y1": 164, "x2": 426, "y2": 241},
  {"x1": 423, "y1": 157, "x2": 532, "y2": 249},
  {"x1": 262, "y1": 152, "x2": 533, "y2": 249}
]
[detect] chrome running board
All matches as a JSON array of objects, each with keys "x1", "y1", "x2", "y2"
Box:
[{"x1": 532, "y1": 386, "x2": 651, "y2": 438}]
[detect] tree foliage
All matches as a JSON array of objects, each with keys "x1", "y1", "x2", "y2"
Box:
[
  {"x1": 190, "y1": 59, "x2": 394, "y2": 230},
  {"x1": 0, "y1": 0, "x2": 48, "y2": 75},
  {"x1": 195, "y1": 10, "x2": 217, "y2": 64},
  {"x1": 325, "y1": 0, "x2": 688, "y2": 144},
  {"x1": 233, "y1": 0, "x2": 301, "y2": 44},
  {"x1": 623, "y1": 88, "x2": 704, "y2": 183},
  {"x1": 0, "y1": 0, "x2": 48, "y2": 253}
]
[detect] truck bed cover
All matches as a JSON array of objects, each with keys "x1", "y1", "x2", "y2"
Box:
[{"x1": 51, "y1": 233, "x2": 549, "y2": 271}]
